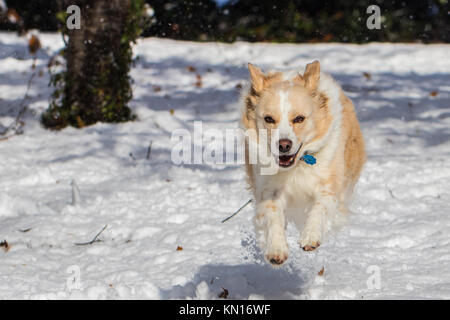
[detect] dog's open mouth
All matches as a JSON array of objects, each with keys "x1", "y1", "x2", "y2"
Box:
[
  {"x1": 278, "y1": 154, "x2": 296, "y2": 167},
  {"x1": 277, "y1": 143, "x2": 302, "y2": 168}
]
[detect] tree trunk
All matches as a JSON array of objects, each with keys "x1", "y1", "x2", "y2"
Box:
[{"x1": 43, "y1": 0, "x2": 143, "y2": 129}]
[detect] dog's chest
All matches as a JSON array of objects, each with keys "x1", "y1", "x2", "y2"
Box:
[{"x1": 283, "y1": 166, "x2": 319, "y2": 220}]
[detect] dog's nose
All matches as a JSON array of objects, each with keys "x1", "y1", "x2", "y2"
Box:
[{"x1": 278, "y1": 139, "x2": 292, "y2": 153}]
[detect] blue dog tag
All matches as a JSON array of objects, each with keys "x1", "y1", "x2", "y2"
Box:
[{"x1": 301, "y1": 154, "x2": 316, "y2": 165}]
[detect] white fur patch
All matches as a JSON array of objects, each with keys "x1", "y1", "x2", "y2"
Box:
[{"x1": 302, "y1": 73, "x2": 343, "y2": 161}]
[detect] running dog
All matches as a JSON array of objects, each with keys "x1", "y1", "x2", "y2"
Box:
[{"x1": 240, "y1": 61, "x2": 366, "y2": 266}]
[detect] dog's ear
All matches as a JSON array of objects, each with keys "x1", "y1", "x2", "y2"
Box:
[
  {"x1": 248, "y1": 63, "x2": 266, "y2": 92},
  {"x1": 292, "y1": 73, "x2": 305, "y2": 86},
  {"x1": 303, "y1": 60, "x2": 320, "y2": 90}
]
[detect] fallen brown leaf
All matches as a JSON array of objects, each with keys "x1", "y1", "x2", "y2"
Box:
[
  {"x1": 28, "y1": 34, "x2": 41, "y2": 55},
  {"x1": 218, "y1": 287, "x2": 229, "y2": 299},
  {"x1": 363, "y1": 72, "x2": 372, "y2": 80},
  {"x1": 318, "y1": 266, "x2": 325, "y2": 276},
  {"x1": 0, "y1": 240, "x2": 10, "y2": 253},
  {"x1": 195, "y1": 74, "x2": 203, "y2": 87},
  {"x1": 176, "y1": 246, "x2": 183, "y2": 251},
  {"x1": 429, "y1": 91, "x2": 438, "y2": 97}
]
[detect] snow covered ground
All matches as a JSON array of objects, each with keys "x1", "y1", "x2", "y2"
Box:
[{"x1": 0, "y1": 32, "x2": 449, "y2": 299}]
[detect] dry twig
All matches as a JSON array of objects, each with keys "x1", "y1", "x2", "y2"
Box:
[
  {"x1": 75, "y1": 225, "x2": 108, "y2": 246},
  {"x1": 221, "y1": 199, "x2": 252, "y2": 223}
]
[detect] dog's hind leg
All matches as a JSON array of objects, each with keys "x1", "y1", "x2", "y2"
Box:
[{"x1": 254, "y1": 198, "x2": 289, "y2": 266}]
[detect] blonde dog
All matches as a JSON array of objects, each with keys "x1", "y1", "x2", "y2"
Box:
[{"x1": 240, "y1": 61, "x2": 366, "y2": 266}]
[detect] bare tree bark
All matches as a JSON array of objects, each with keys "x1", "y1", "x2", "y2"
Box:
[{"x1": 43, "y1": 0, "x2": 144, "y2": 129}]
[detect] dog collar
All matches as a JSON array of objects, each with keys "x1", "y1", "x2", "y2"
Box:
[{"x1": 300, "y1": 153, "x2": 316, "y2": 165}]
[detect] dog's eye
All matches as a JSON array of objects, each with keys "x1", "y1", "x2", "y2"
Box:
[
  {"x1": 264, "y1": 116, "x2": 276, "y2": 124},
  {"x1": 293, "y1": 115, "x2": 305, "y2": 123}
]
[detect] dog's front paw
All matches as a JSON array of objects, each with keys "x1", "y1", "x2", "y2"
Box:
[
  {"x1": 299, "y1": 235, "x2": 321, "y2": 252},
  {"x1": 265, "y1": 239, "x2": 289, "y2": 267},
  {"x1": 300, "y1": 241, "x2": 320, "y2": 251},
  {"x1": 265, "y1": 248, "x2": 288, "y2": 266},
  {"x1": 299, "y1": 222, "x2": 323, "y2": 252}
]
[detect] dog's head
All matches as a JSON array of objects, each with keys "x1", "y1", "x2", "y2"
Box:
[{"x1": 243, "y1": 61, "x2": 330, "y2": 171}]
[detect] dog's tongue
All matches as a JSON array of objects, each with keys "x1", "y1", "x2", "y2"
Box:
[{"x1": 279, "y1": 155, "x2": 294, "y2": 165}]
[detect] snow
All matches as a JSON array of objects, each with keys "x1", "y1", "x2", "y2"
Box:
[{"x1": 0, "y1": 32, "x2": 449, "y2": 299}]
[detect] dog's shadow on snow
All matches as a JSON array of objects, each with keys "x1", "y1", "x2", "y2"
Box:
[
  {"x1": 160, "y1": 263, "x2": 304, "y2": 300},
  {"x1": 160, "y1": 236, "x2": 305, "y2": 300}
]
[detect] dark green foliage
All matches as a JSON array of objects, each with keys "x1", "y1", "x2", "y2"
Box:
[
  {"x1": 217, "y1": 0, "x2": 448, "y2": 43},
  {"x1": 2, "y1": 0, "x2": 448, "y2": 43},
  {"x1": 3, "y1": 0, "x2": 60, "y2": 31},
  {"x1": 145, "y1": 0, "x2": 448, "y2": 43},
  {"x1": 42, "y1": 0, "x2": 146, "y2": 129},
  {"x1": 143, "y1": 0, "x2": 219, "y2": 41}
]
